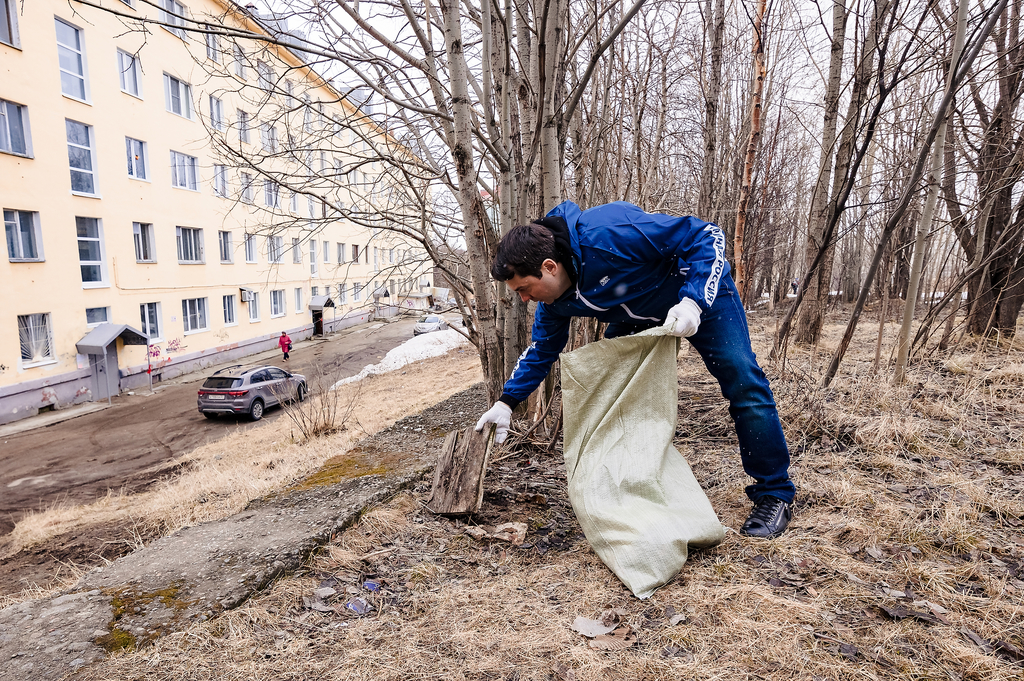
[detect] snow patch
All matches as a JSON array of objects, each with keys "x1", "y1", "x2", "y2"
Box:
[{"x1": 332, "y1": 329, "x2": 469, "y2": 388}]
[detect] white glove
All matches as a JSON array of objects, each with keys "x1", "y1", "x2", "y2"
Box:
[
  {"x1": 475, "y1": 402, "x2": 512, "y2": 443},
  {"x1": 663, "y1": 297, "x2": 702, "y2": 337}
]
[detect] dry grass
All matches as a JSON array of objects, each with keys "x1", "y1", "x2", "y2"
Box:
[
  {"x1": 0, "y1": 347, "x2": 482, "y2": 568},
  {"x1": 40, "y1": 314, "x2": 1024, "y2": 679}
]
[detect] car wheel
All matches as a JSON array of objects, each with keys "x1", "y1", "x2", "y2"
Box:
[
  {"x1": 203, "y1": 412, "x2": 217, "y2": 420},
  {"x1": 296, "y1": 383, "x2": 307, "y2": 402},
  {"x1": 249, "y1": 399, "x2": 265, "y2": 421}
]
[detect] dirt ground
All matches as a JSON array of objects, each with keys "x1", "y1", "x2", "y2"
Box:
[{"x1": 0, "y1": 318, "x2": 420, "y2": 593}]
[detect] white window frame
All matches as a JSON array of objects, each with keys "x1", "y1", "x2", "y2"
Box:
[
  {"x1": 170, "y1": 150, "x2": 198, "y2": 190},
  {"x1": 260, "y1": 122, "x2": 277, "y2": 152},
  {"x1": 248, "y1": 291, "x2": 260, "y2": 322},
  {"x1": 264, "y1": 179, "x2": 279, "y2": 208},
  {"x1": 86, "y1": 306, "x2": 110, "y2": 326},
  {"x1": 240, "y1": 172, "x2": 253, "y2": 203},
  {"x1": 163, "y1": 74, "x2": 193, "y2": 119},
  {"x1": 353, "y1": 282, "x2": 362, "y2": 301},
  {"x1": 140, "y1": 302, "x2": 162, "y2": 342},
  {"x1": 294, "y1": 287, "x2": 302, "y2": 313},
  {"x1": 0, "y1": 99, "x2": 32, "y2": 157},
  {"x1": 66, "y1": 119, "x2": 98, "y2": 196},
  {"x1": 160, "y1": 0, "x2": 187, "y2": 39},
  {"x1": 133, "y1": 221, "x2": 155, "y2": 262},
  {"x1": 209, "y1": 94, "x2": 224, "y2": 131},
  {"x1": 257, "y1": 60, "x2": 273, "y2": 91},
  {"x1": 55, "y1": 18, "x2": 89, "y2": 102},
  {"x1": 233, "y1": 43, "x2": 246, "y2": 79},
  {"x1": 116, "y1": 49, "x2": 142, "y2": 98},
  {"x1": 244, "y1": 233, "x2": 256, "y2": 263},
  {"x1": 182, "y1": 296, "x2": 209, "y2": 334},
  {"x1": 218, "y1": 229, "x2": 232, "y2": 263},
  {"x1": 237, "y1": 109, "x2": 250, "y2": 143},
  {"x1": 4, "y1": 209, "x2": 44, "y2": 262},
  {"x1": 337, "y1": 242, "x2": 346, "y2": 263},
  {"x1": 223, "y1": 294, "x2": 236, "y2": 326},
  {"x1": 213, "y1": 164, "x2": 228, "y2": 196},
  {"x1": 205, "y1": 32, "x2": 221, "y2": 63},
  {"x1": 76, "y1": 216, "x2": 107, "y2": 287},
  {"x1": 175, "y1": 226, "x2": 204, "y2": 263},
  {"x1": 18, "y1": 313, "x2": 55, "y2": 367},
  {"x1": 291, "y1": 237, "x2": 301, "y2": 264},
  {"x1": 268, "y1": 235, "x2": 283, "y2": 263},
  {"x1": 338, "y1": 282, "x2": 347, "y2": 303},
  {"x1": 126, "y1": 137, "x2": 148, "y2": 180},
  {"x1": 1, "y1": 0, "x2": 22, "y2": 48},
  {"x1": 323, "y1": 240, "x2": 330, "y2": 263},
  {"x1": 270, "y1": 289, "x2": 285, "y2": 317},
  {"x1": 310, "y1": 240, "x2": 317, "y2": 276}
]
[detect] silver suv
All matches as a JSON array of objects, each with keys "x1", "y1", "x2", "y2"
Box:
[{"x1": 197, "y1": 365, "x2": 307, "y2": 421}]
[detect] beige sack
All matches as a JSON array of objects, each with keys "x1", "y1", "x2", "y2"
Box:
[{"x1": 560, "y1": 327, "x2": 725, "y2": 599}]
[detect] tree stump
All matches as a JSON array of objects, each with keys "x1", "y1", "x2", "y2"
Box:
[{"x1": 426, "y1": 426, "x2": 495, "y2": 515}]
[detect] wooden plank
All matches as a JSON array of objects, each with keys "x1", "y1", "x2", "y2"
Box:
[{"x1": 426, "y1": 425, "x2": 495, "y2": 515}]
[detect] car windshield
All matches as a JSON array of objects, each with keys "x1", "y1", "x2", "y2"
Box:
[
  {"x1": 203, "y1": 377, "x2": 242, "y2": 389},
  {"x1": 424, "y1": 316, "x2": 441, "y2": 323}
]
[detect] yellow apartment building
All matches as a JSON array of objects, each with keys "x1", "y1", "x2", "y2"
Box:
[{"x1": 0, "y1": 0, "x2": 433, "y2": 424}]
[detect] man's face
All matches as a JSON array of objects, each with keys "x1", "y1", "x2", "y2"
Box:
[{"x1": 505, "y1": 259, "x2": 571, "y2": 304}]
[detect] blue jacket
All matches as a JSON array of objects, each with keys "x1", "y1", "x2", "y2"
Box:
[{"x1": 500, "y1": 200, "x2": 730, "y2": 407}]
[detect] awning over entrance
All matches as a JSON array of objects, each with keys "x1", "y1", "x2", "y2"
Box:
[
  {"x1": 75, "y1": 323, "x2": 150, "y2": 355},
  {"x1": 307, "y1": 295, "x2": 335, "y2": 311}
]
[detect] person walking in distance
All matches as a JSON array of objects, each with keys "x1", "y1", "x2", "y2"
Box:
[
  {"x1": 475, "y1": 200, "x2": 796, "y2": 539},
  {"x1": 279, "y1": 331, "x2": 292, "y2": 361}
]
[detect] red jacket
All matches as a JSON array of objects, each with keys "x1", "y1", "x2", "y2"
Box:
[{"x1": 278, "y1": 334, "x2": 292, "y2": 350}]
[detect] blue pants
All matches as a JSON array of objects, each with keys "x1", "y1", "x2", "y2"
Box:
[{"x1": 605, "y1": 274, "x2": 795, "y2": 503}]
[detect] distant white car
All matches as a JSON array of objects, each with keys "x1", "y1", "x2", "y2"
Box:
[{"x1": 414, "y1": 314, "x2": 449, "y2": 335}]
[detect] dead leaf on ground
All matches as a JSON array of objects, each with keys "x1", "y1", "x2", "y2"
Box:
[
  {"x1": 571, "y1": 616, "x2": 617, "y2": 638},
  {"x1": 589, "y1": 625, "x2": 638, "y2": 650},
  {"x1": 551, "y1": 662, "x2": 576, "y2": 680},
  {"x1": 491, "y1": 522, "x2": 528, "y2": 545},
  {"x1": 876, "y1": 604, "x2": 942, "y2": 625},
  {"x1": 665, "y1": 605, "x2": 687, "y2": 626}
]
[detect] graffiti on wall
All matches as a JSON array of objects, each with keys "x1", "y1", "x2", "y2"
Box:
[
  {"x1": 166, "y1": 338, "x2": 186, "y2": 353},
  {"x1": 0, "y1": 363, "x2": 7, "y2": 375},
  {"x1": 148, "y1": 345, "x2": 162, "y2": 358}
]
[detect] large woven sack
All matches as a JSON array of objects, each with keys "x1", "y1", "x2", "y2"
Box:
[{"x1": 560, "y1": 327, "x2": 725, "y2": 598}]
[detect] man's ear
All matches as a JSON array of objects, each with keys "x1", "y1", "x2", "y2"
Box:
[{"x1": 541, "y1": 258, "x2": 560, "y2": 275}]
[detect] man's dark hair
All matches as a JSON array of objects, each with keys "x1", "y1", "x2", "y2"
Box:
[{"x1": 491, "y1": 216, "x2": 577, "y2": 282}]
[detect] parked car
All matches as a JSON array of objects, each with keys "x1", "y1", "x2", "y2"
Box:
[
  {"x1": 413, "y1": 314, "x2": 449, "y2": 335},
  {"x1": 197, "y1": 365, "x2": 307, "y2": 421}
]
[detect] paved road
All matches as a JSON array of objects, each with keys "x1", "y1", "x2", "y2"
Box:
[{"x1": 0, "y1": 318, "x2": 420, "y2": 536}]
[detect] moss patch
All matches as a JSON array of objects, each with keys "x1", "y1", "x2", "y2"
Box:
[
  {"x1": 97, "y1": 581, "x2": 195, "y2": 651},
  {"x1": 287, "y1": 454, "x2": 388, "y2": 492}
]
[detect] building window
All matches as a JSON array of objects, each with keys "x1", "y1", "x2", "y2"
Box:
[
  {"x1": 66, "y1": 119, "x2": 97, "y2": 195},
  {"x1": 218, "y1": 230, "x2": 232, "y2": 262},
  {"x1": 18, "y1": 313, "x2": 54, "y2": 365},
  {"x1": 352, "y1": 244, "x2": 359, "y2": 262},
  {"x1": 133, "y1": 221, "x2": 155, "y2": 262},
  {"x1": 55, "y1": 19, "x2": 88, "y2": 100},
  {"x1": 291, "y1": 237, "x2": 301, "y2": 264},
  {"x1": 311, "y1": 286, "x2": 318, "y2": 297},
  {"x1": 176, "y1": 226, "x2": 203, "y2": 263},
  {"x1": 140, "y1": 302, "x2": 161, "y2": 340},
  {"x1": 237, "y1": 109, "x2": 250, "y2": 143},
  {"x1": 257, "y1": 60, "x2": 273, "y2": 91},
  {"x1": 0, "y1": 99, "x2": 30, "y2": 157},
  {"x1": 289, "y1": 191, "x2": 298, "y2": 213},
  {"x1": 310, "y1": 241, "x2": 317, "y2": 275},
  {"x1": 126, "y1": 137, "x2": 147, "y2": 180},
  {"x1": 205, "y1": 32, "x2": 220, "y2": 62},
  {"x1": 182, "y1": 297, "x2": 208, "y2": 333},
  {"x1": 86, "y1": 306, "x2": 109, "y2": 325},
  {"x1": 271, "y1": 289, "x2": 285, "y2": 317},
  {"x1": 213, "y1": 164, "x2": 228, "y2": 196},
  {"x1": 268, "y1": 235, "x2": 283, "y2": 263},
  {"x1": 323, "y1": 240, "x2": 330, "y2": 263},
  {"x1": 160, "y1": 0, "x2": 187, "y2": 38},
  {"x1": 1, "y1": 0, "x2": 21, "y2": 47},
  {"x1": 244, "y1": 233, "x2": 256, "y2": 262},
  {"x1": 337, "y1": 242, "x2": 346, "y2": 263},
  {"x1": 209, "y1": 95, "x2": 224, "y2": 131},
  {"x1": 4, "y1": 209, "x2": 42, "y2": 261},
  {"x1": 264, "y1": 180, "x2": 279, "y2": 207},
  {"x1": 163, "y1": 74, "x2": 193, "y2": 119},
  {"x1": 353, "y1": 282, "x2": 362, "y2": 301},
  {"x1": 389, "y1": 248, "x2": 395, "y2": 264},
  {"x1": 223, "y1": 294, "x2": 236, "y2": 325},
  {"x1": 260, "y1": 123, "x2": 277, "y2": 152},
  {"x1": 285, "y1": 80, "x2": 294, "y2": 106},
  {"x1": 240, "y1": 172, "x2": 253, "y2": 203},
  {"x1": 117, "y1": 49, "x2": 142, "y2": 97},
  {"x1": 338, "y1": 282, "x2": 347, "y2": 303},
  {"x1": 170, "y1": 151, "x2": 198, "y2": 190},
  {"x1": 248, "y1": 292, "x2": 260, "y2": 321},
  {"x1": 233, "y1": 43, "x2": 246, "y2": 79},
  {"x1": 294, "y1": 287, "x2": 302, "y2": 312},
  {"x1": 76, "y1": 216, "x2": 105, "y2": 285},
  {"x1": 303, "y1": 96, "x2": 313, "y2": 132},
  {"x1": 373, "y1": 247, "x2": 378, "y2": 271}
]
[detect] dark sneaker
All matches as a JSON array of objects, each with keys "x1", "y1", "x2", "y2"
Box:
[{"x1": 740, "y1": 497, "x2": 792, "y2": 538}]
